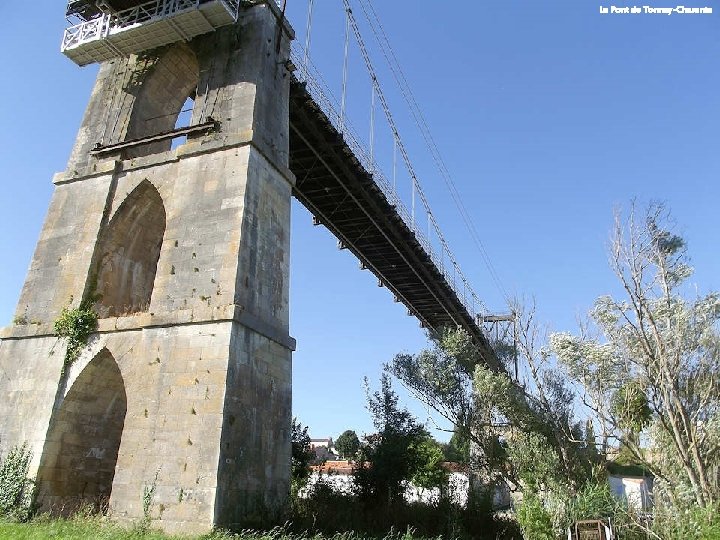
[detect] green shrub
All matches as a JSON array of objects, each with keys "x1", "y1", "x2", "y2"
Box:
[
  {"x1": 290, "y1": 418, "x2": 314, "y2": 494},
  {"x1": 516, "y1": 494, "x2": 553, "y2": 540},
  {"x1": 563, "y1": 482, "x2": 619, "y2": 530},
  {"x1": 651, "y1": 503, "x2": 720, "y2": 540},
  {"x1": 0, "y1": 443, "x2": 35, "y2": 522},
  {"x1": 54, "y1": 303, "x2": 98, "y2": 373}
]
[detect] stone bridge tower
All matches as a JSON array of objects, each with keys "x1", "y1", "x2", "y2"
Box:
[{"x1": 0, "y1": 0, "x2": 295, "y2": 533}]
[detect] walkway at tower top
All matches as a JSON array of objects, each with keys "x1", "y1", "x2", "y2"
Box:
[{"x1": 63, "y1": 0, "x2": 242, "y2": 65}]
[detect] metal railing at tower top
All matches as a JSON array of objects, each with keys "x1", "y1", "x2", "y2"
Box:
[
  {"x1": 289, "y1": 43, "x2": 483, "y2": 324},
  {"x1": 62, "y1": 0, "x2": 241, "y2": 62}
]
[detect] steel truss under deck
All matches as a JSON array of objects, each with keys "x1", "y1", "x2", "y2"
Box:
[{"x1": 288, "y1": 79, "x2": 498, "y2": 369}]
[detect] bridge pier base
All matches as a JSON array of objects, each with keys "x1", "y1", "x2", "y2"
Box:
[{"x1": 0, "y1": 3, "x2": 295, "y2": 534}]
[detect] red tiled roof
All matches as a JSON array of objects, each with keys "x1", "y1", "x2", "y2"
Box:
[
  {"x1": 310, "y1": 460, "x2": 354, "y2": 475},
  {"x1": 309, "y1": 460, "x2": 468, "y2": 475}
]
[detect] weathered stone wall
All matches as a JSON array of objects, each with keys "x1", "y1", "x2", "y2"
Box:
[
  {"x1": 0, "y1": 2, "x2": 295, "y2": 534},
  {"x1": 0, "y1": 335, "x2": 63, "y2": 469}
]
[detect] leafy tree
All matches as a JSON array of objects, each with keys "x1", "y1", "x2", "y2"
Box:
[
  {"x1": 354, "y1": 375, "x2": 429, "y2": 506},
  {"x1": 389, "y1": 314, "x2": 591, "y2": 496},
  {"x1": 385, "y1": 202, "x2": 720, "y2": 537},
  {"x1": 442, "y1": 429, "x2": 470, "y2": 463},
  {"x1": 551, "y1": 203, "x2": 720, "y2": 508},
  {"x1": 291, "y1": 418, "x2": 314, "y2": 491},
  {"x1": 409, "y1": 436, "x2": 447, "y2": 491},
  {"x1": 388, "y1": 328, "x2": 506, "y2": 484},
  {"x1": 334, "y1": 430, "x2": 360, "y2": 460}
]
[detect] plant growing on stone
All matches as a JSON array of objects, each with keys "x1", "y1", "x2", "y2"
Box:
[
  {"x1": 0, "y1": 443, "x2": 36, "y2": 522},
  {"x1": 142, "y1": 469, "x2": 160, "y2": 521},
  {"x1": 53, "y1": 302, "x2": 98, "y2": 374}
]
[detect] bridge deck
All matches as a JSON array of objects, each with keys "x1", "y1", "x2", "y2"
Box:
[{"x1": 288, "y1": 79, "x2": 498, "y2": 369}]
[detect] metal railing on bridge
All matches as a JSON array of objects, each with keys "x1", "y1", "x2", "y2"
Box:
[{"x1": 290, "y1": 43, "x2": 482, "y2": 325}]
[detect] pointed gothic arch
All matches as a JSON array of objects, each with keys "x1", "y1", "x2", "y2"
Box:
[
  {"x1": 36, "y1": 349, "x2": 127, "y2": 514},
  {"x1": 125, "y1": 42, "x2": 200, "y2": 157},
  {"x1": 92, "y1": 180, "x2": 166, "y2": 318}
]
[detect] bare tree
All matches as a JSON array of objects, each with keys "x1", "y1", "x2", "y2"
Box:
[{"x1": 552, "y1": 203, "x2": 720, "y2": 508}]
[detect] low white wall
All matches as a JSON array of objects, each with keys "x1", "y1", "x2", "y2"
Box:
[
  {"x1": 609, "y1": 475, "x2": 653, "y2": 511},
  {"x1": 301, "y1": 471, "x2": 511, "y2": 509}
]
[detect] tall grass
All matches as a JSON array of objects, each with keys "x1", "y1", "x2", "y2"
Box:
[
  {"x1": 0, "y1": 513, "x2": 170, "y2": 540},
  {"x1": 0, "y1": 517, "x2": 452, "y2": 540}
]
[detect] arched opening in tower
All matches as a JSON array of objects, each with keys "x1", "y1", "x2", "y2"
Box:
[
  {"x1": 92, "y1": 180, "x2": 166, "y2": 318},
  {"x1": 125, "y1": 42, "x2": 200, "y2": 158},
  {"x1": 172, "y1": 94, "x2": 196, "y2": 149},
  {"x1": 36, "y1": 349, "x2": 127, "y2": 514}
]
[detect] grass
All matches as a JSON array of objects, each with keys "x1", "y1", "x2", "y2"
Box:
[
  {"x1": 0, "y1": 517, "x2": 437, "y2": 540},
  {"x1": 0, "y1": 516, "x2": 170, "y2": 540}
]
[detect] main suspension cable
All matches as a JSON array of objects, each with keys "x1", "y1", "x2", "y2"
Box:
[
  {"x1": 357, "y1": 0, "x2": 511, "y2": 304},
  {"x1": 342, "y1": 0, "x2": 487, "y2": 315},
  {"x1": 303, "y1": 0, "x2": 315, "y2": 69},
  {"x1": 340, "y1": 5, "x2": 351, "y2": 134}
]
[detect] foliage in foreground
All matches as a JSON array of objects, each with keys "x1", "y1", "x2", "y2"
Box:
[
  {"x1": 514, "y1": 494, "x2": 553, "y2": 540},
  {"x1": 551, "y1": 203, "x2": 720, "y2": 509},
  {"x1": 520, "y1": 484, "x2": 720, "y2": 540},
  {"x1": 0, "y1": 516, "x2": 454, "y2": 540},
  {"x1": 387, "y1": 203, "x2": 720, "y2": 539},
  {"x1": 0, "y1": 443, "x2": 35, "y2": 523},
  {"x1": 650, "y1": 503, "x2": 720, "y2": 540},
  {"x1": 354, "y1": 375, "x2": 444, "y2": 507},
  {"x1": 291, "y1": 418, "x2": 314, "y2": 493},
  {"x1": 290, "y1": 377, "x2": 518, "y2": 539},
  {"x1": 291, "y1": 478, "x2": 519, "y2": 539},
  {"x1": 0, "y1": 514, "x2": 169, "y2": 540}
]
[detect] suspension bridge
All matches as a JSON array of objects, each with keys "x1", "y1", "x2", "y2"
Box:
[
  {"x1": 0, "y1": 0, "x2": 516, "y2": 531},
  {"x1": 61, "y1": 0, "x2": 503, "y2": 368}
]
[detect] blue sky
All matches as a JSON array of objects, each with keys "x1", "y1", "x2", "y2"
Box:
[{"x1": 1, "y1": 1, "x2": 718, "y2": 443}]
